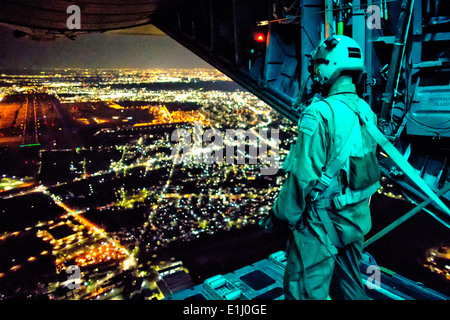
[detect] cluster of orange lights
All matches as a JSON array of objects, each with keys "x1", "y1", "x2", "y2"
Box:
[
  {"x1": 0, "y1": 250, "x2": 48, "y2": 279},
  {"x1": 143, "y1": 105, "x2": 210, "y2": 126},
  {"x1": 74, "y1": 243, "x2": 127, "y2": 267}
]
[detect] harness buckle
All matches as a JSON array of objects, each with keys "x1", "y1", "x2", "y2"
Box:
[
  {"x1": 319, "y1": 173, "x2": 334, "y2": 187},
  {"x1": 307, "y1": 190, "x2": 319, "y2": 205},
  {"x1": 333, "y1": 197, "x2": 343, "y2": 210},
  {"x1": 312, "y1": 191, "x2": 319, "y2": 202}
]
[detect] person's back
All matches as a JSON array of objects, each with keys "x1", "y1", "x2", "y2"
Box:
[
  {"x1": 301, "y1": 77, "x2": 379, "y2": 249},
  {"x1": 271, "y1": 35, "x2": 381, "y2": 300}
]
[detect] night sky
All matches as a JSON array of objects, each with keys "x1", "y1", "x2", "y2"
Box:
[{"x1": 0, "y1": 25, "x2": 212, "y2": 70}]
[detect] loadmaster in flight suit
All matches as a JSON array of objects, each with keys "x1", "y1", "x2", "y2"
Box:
[{"x1": 270, "y1": 35, "x2": 381, "y2": 300}]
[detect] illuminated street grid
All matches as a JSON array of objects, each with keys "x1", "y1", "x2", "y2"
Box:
[{"x1": 0, "y1": 68, "x2": 296, "y2": 300}]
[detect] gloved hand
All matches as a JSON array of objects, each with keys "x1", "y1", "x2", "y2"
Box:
[{"x1": 258, "y1": 208, "x2": 284, "y2": 233}]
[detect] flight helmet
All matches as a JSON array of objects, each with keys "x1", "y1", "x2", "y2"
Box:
[{"x1": 309, "y1": 35, "x2": 364, "y2": 88}]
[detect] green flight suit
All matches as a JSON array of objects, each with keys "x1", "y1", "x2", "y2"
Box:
[{"x1": 272, "y1": 80, "x2": 378, "y2": 300}]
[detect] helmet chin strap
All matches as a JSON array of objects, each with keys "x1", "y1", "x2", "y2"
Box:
[{"x1": 310, "y1": 68, "x2": 329, "y2": 90}]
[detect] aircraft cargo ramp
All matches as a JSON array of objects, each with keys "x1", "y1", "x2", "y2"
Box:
[{"x1": 165, "y1": 251, "x2": 448, "y2": 301}]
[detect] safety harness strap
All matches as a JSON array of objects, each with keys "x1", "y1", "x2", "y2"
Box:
[
  {"x1": 334, "y1": 97, "x2": 450, "y2": 216},
  {"x1": 313, "y1": 205, "x2": 345, "y2": 248},
  {"x1": 313, "y1": 116, "x2": 359, "y2": 195},
  {"x1": 307, "y1": 98, "x2": 378, "y2": 248},
  {"x1": 332, "y1": 181, "x2": 381, "y2": 210},
  {"x1": 312, "y1": 181, "x2": 381, "y2": 248}
]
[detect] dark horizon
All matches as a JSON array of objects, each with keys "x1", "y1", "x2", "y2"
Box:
[{"x1": 0, "y1": 25, "x2": 213, "y2": 70}]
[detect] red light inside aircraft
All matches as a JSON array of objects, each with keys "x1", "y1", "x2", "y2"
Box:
[{"x1": 254, "y1": 33, "x2": 265, "y2": 43}]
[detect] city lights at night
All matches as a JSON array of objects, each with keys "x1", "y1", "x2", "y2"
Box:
[
  {"x1": 0, "y1": 66, "x2": 296, "y2": 300},
  {"x1": 0, "y1": 0, "x2": 448, "y2": 303}
]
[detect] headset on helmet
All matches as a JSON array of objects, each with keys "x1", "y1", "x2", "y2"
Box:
[{"x1": 308, "y1": 35, "x2": 364, "y2": 89}]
